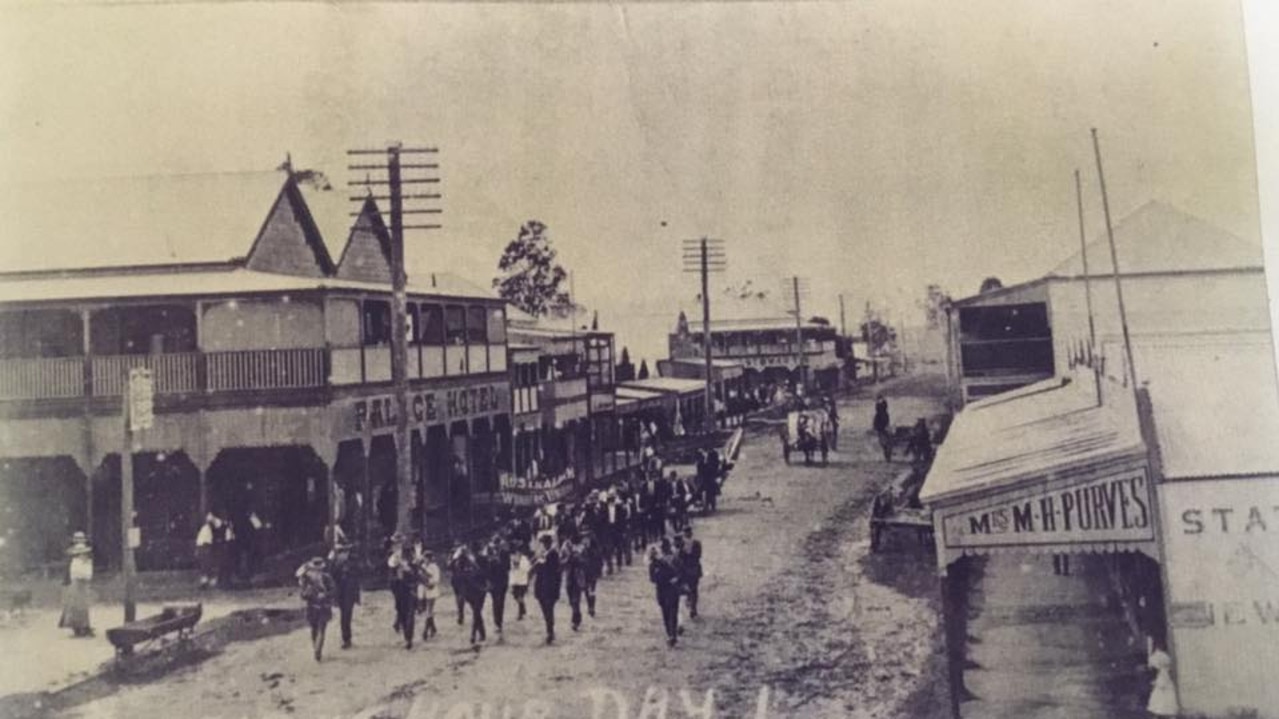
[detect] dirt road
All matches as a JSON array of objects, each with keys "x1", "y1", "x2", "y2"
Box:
[{"x1": 64, "y1": 385, "x2": 949, "y2": 719}]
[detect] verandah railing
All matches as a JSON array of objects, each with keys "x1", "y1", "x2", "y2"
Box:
[{"x1": 0, "y1": 348, "x2": 330, "y2": 401}]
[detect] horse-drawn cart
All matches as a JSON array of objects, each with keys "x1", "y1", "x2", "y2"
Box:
[
  {"x1": 106, "y1": 603, "x2": 202, "y2": 657},
  {"x1": 781, "y1": 410, "x2": 832, "y2": 466}
]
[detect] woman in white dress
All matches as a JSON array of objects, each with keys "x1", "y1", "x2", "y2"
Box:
[
  {"x1": 58, "y1": 532, "x2": 94, "y2": 637},
  {"x1": 1146, "y1": 640, "x2": 1179, "y2": 718}
]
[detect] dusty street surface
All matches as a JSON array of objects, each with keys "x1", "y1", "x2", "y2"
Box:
[{"x1": 62, "y1": 383, "x2": 949, "y2": 719}]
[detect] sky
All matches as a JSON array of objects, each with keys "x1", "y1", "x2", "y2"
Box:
[{"x1": 0, "y1": 1, "x2": 1265, "y2": 364}]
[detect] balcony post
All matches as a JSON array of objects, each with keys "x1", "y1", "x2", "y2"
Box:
[{"x1": 79, "y1": 308, "x2": 94, "y2": 540}]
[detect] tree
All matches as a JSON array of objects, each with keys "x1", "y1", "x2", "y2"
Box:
[
  {"x1": 616, "y1": 347, "x2": 636, "y2": 382},
  {"x1": 860, "y1": 301, "x2": 897, "y2": 355},
  {"x1": 980, "y1": 277, "x2": 1004, "y2": 294},
  {"x1": 493, "y1": 220, "x2": 576, "y2": 318},
  {"x1": 637, "y1": 360, "x2": 650, "y2": 380},
  {"x1": 919, "y1": 284, "x2": 953, "y2": 329},
  {"x1": 860, "y1": 319, "x2": 897, "y2": 354}
]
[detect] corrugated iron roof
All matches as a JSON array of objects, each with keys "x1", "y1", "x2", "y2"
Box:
[
  {"x1": 685, "y1": 317, "x2": 832, "y2": 333},
  {"x1": 1048, "y1": 201, "x2": 1263, "y2": 277},
  {"x1": 0, "y1": 171, "x2": 288, "y2": 272},
  {"x1": 615, "y1": 386, "x2": 666, "y2": 401},
  {"x1": 921, "y1": 369, "x2": 1145, "y2": 504},
  {"x1": 0, "y1": 266, "x2": 499, "y2": 303},
  {"x1": 619, "y1": 377, "x2": 707, "y2": 395}
]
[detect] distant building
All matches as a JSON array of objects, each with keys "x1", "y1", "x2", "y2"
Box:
[
  {"x1": 947, "y1": 202, "x2": 1269, "y2": 404},
  {"x1": 668, "y1": 307, "x2": 842, "y2": 395},
  {"x1": 504, "y1": 310, "x2": 629, "y2": 497}
]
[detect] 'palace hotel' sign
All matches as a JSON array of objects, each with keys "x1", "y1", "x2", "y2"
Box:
[
  {"x1": 941, "y1": 467, "x2": 1156, "y2": 549},
  {"x1": 345, "y1": 383, "x2": 509, "y2": 436}
]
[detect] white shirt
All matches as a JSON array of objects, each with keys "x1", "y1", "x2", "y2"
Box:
[
  {"x1": 509, "y1": 555, "x2": 532, "y2": 586},
  {"x1": 195, "y1": 523, "x2": 213, "y2": 547},
  {"x1": 69, "y1": 554, "x2": 93, "y2": 581}
]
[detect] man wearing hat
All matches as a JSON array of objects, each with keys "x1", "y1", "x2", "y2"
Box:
[
  {"x1": 416, "y1": 546, "x2": 442, "y2": 641},
  {"x1": 295, "y1": 556, "x2": 336, "y2": 662},
  {"x1": 678, "y1": 526, "x2": 703, "y2": 619},
  {"x1": 59, "y1": 531, "x2": 94, "y2": 638},
  {"x1": 327, "y1": 537, "x2": 361, "y2": 649},
  {"x1": 386, "y1": 533, "x2": 418, "y2": 649},
  {"x1": 531, "y1": 532, "x2": 562, "y2": 645}
]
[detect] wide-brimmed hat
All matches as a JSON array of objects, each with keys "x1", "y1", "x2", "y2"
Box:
[
  {"x1": 389, "y1": 532, "x2": 406, "y2": 544},
  {"x1": 70, "y1": 531, "x2": 88, "y2": 544},
  {"x1": 305, "y1": 557, "x2": 327, "y2": 570}
]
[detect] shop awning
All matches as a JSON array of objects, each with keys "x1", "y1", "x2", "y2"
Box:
[
  {"x1": 549, "y1": 399, "x2": 588, "y2": 428},
  {"x1": 657, "y1": 358, "x2": 746, "y2": 382},
  {"x1": 615, "y1": 386, "x2": 668, "y2": 412},
  {"x1": 619, "y1": 377, "x2": 707, "y2": 400},
  {"x1": 921, "y1": 369, "x2": 1158, "y2": 570}
]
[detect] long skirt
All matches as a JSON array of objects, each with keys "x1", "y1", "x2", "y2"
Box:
[{"x1": 58, "y1": 580, "x2": 92, "y2": 632}]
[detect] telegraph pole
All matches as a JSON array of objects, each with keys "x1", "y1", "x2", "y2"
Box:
[
  {"x1": 786, "y1": 276, "x2": 810, "y2": 395},
  {"x1": 348, "y1": 144, "x2": 441, "y2": 537},
  {"x1": 682, "y1": 238, "x2": 724, "y2": 433}
]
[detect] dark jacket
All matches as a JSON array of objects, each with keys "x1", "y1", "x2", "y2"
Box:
[
  {"x1": 649, "y1": 554, "x2": 682, "y2": 598},
  {"x1": 563, "y1": 542, "x2": 587, "y2": 592},
  {"x1": 456, "y1": 553, "x2": 489, "y2": 602},
  {"x1": 681, "y1": 540, "x2": 703, "y2": 580},
  {"x1": 873, "y1": 399, "x2": 890, "y2": 433},
  {"x1": 328, "y1": 552, "x2": 362, "y2": 607},
  {"x1": 532, "y1": 547, "x2": 562, "y2": 602},
  {"x1": 486, "y1": 546, "x2": 511, "y2": 591}
]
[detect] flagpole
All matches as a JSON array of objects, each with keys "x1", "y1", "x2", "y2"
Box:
[
  {"x1": 1075, "y1": 169, "x2": 1102, "y2": 406},
  {"x1": 1091, "y1": 128, "x2": 1139, "y2": 392}
]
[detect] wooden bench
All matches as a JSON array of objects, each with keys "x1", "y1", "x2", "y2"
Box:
[{"x1": 106, "y1": 604, "x2": 202, "y2": 657}]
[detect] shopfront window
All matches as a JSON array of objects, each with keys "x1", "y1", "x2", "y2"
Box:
[
  {"x1": 445, "y1": 305, "x2": 466, "y2": 346},
  {"x1": 487, "y1": 307, "x2": 507, "y2": 344},
  {"x1": 362, "y1": 300, "x2": 392, "y2": 346},
  {"x1": 407, "y1": 304, "x2": 421, "y2": 344},
  {"x1": 421, "y1": 304, "x2": 444, "y2": 346},
  {"x1": 466, "y1": 306, "x2": 488, "y2": 344}
]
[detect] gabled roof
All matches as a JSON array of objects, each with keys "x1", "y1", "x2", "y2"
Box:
[
  {"x1": 243, "y1": 179, "x2": 337, "y2": 276},
  {"x1": 0, "y1": 171, "x2": 289, "y2": 272},
  {"x1": 1048, "y1": 201, "x2": 1263, "y2": 277}
]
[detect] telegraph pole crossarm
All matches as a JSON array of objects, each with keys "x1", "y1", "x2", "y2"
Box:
[
  {"x1": 682, "y1": 238, "x2": 725, "y2": 433},
  {"x1": 346, "y1": 142, "x2": 443, "y2": 540}
]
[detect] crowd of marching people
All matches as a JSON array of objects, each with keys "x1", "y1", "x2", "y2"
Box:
[{"x1": 294, "y1": 447, "x2": 729, "y2": 661}]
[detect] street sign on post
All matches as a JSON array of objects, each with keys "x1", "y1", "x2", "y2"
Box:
[
  {"x1": 128, "y1": 367, "x2": 154, "y2": 432},
  {"x1": 121, "y1": 366, "x2": 151, "y2": 622}
]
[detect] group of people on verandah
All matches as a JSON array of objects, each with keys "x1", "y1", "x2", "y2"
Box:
[{"x1": 292, "y1": 449, "x2": 724, "y2": 661}]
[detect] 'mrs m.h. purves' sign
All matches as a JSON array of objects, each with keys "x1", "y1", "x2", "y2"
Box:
[{"x1": 941, "y1": 468, "x2": 1156, "y2": 548}]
